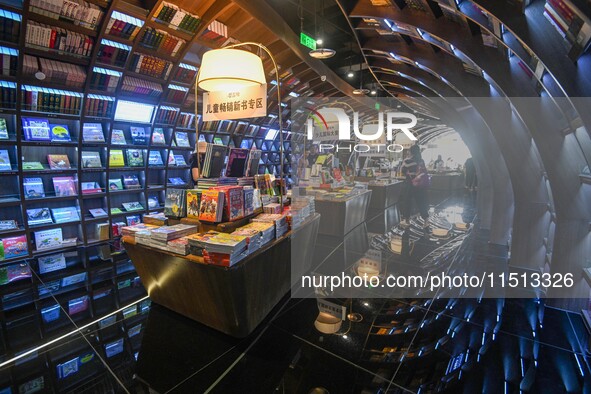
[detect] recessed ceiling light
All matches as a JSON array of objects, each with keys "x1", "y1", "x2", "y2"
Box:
[
  {"x1": 347, "y1": 71, "x2": 354, "y2": 78},
  {"x1": 316, "y1": 39, "x2": 323, "y2": 45},
  {"x1": 352, "y1": 88, "x2": 370, "y2": 95},
  {"x1": 309, "y1": 48, "x2": 336, "y2": 59},
  {"x1": 370, "y1": 90, "x2": 377, "y2": 95}
]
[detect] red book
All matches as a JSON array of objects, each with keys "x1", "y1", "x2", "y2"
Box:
[
  {"x1": 199, "y1": 190, "x2": 225, "y2": 223},
  {"x1": 212, "y1": 186, "x2": 244, "y2": 221}
]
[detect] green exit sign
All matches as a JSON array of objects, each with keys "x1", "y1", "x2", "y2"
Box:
[{"x1": 300, "y1": 32, "x2": 317, "y2": 50}]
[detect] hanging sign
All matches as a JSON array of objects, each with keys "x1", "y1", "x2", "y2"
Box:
[
  {"x1": 300, "y1": 32, "x2": 317, "y2": 50},
  {"x1": 202, "y1": 84, "x2": 267, "y2": 121}
]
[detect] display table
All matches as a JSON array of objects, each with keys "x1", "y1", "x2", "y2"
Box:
[
  {"x1": 430, "y1": 173, "x2": 464, "y2": 191},
  {"x1": 124, "y1": 213, "x2": 320, "y2": 338},
  {"x1": 368, "y1": 180, "x2": 404, "y2": 210},
  {"x1": 314, "y1": 190, "x2": 372, "y2": 237}
]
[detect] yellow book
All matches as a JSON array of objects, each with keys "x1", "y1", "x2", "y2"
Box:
[{"x1": 109, "y1": 150, "x2": 125, "y2": 167}]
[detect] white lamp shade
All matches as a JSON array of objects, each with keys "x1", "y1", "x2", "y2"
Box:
[
  {"x1": 198, "y1": 48, "x2": 266, "y2": 92},
  {"x1": 314, "y1": 312, "x2": 342, "y2": 334}
]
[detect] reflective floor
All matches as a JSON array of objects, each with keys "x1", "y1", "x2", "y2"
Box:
[{"x1": 0, "y1": 190, "x2": 589, "y2": 393}]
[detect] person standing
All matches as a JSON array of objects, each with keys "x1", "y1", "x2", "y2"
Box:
[
  {"x1": 464, "y1": 157, "x2": 477, "y2": 191},
  {"x1": 400, "y1": 144, "x2": 431, "y2": 230},
  {"x1": 433, "y1": 154, "x2": 444, "y2": 172}
]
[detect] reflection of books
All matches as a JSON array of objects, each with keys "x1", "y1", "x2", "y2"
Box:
[
  {"x1": 81, "y1": 182, "x2": 101, "y2": 194},
  {"x1": 47, "y1": 155, "x2": 71, "y2": 169},
  {"x1": 0, "y1": 118, "x2": 8, "y2": 139},
  {"x1": 168, "y1": 177, "x2": 185, "y2": 185},
  {"x1": 81, "y1": 151, "x2": 102, "y2": 168},
  {"x1": 56, "y1": 357, "x2": 79, "y2": 379},
  {"x1": 82, "y1": 123, "x2": 105, "y2": 142},
  {"x1": 122, "y1": 201, "x2": 144, "y2": 211},
  {"x1": 27, "y1": 208, "x2": 53, "y2": 225},
  {"x1": 174, "y1": 154, "x2": 187, "y2": 166},
  {"x1": 23, "y1": 161, "x2": 44, "y2": 170},
  {"x1": 123, "y1": 175, "x2": 141, "y2": 189},
  {"x1": 0, "y1": 220, "x2": 17, "y2": 230},
  {"x1": 35, "y1": 228, "x2": 63, "y2": 250},
  {"x1": 49, "y1": 124, "x2": 71, "y2": 141},
  {"x1": 225, "y1": 148, "x2": 249, "y2": 177},
  {"x1": 175, "y1": 132, "x2": 190, "y2": 147},
  {"x1": 89, "y1": 208, "x2": 108, "y2": 218},
  {"x1": 246, "y1": 149, "x2": 262, "y2": 177},
  {"x1": 111, "y1": 129, "x2": 127, "y2": 145},
  {"x1": 53, "y1": 177, "x2": 77, "y2": 196},
  {"x1": 2, "y1": 235, "x2": 28, "y2": 259},
  {"x1": 126, "y1": 149, "x2": 144, "y2": 167},
  {"x1": 0, "y1": 149, "x2": 11, "y2": 170},
  {"x1": 108, "y1": 178, "x2": 124, "y2": 190},
  {"x1": 109, "y1": 150, "x2": 125, "y2": 167},
  {"x1": 22, "y1": 117, "x2": 50, "y2": 141},
  {"x1": 51, "y1": 207, "x2": 80, "y2": 223},
  {"x1": 126, "y1": 215, "x2": 141, "y2": 226}
]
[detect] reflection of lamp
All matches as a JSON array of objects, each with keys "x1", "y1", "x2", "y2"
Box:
[
  {"x1": 314, "y1": 312, "x2": 342, "y2": 334},
  {"x1": 196, "y1": 43, "x2": 285, "y2": 207},
  {"x1": 355, "y1": 257, "x2": 380, "y2": 280}
]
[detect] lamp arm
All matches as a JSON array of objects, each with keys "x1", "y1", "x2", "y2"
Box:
[{"x1": 196, "y1": 42, "x2": 285, "y2": 208}]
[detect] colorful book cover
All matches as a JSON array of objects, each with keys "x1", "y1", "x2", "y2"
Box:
[
  {"x1": 126, "y1": 215, "x2": 141, "y2": 226},
  {"x1": 168, "y1": 151, "x2": 176, "y2": 166},
  {"x1": 243, "y1": 188, "x2": 254, "y2": 216},
  {"x1": 0, "y1": 263, "x2": 32, "y2": 285},
  {"x1": 223, "y1": 187, "x2": 244, "y2": 221},
  {"x1": 109, "y1": 150, "x2": 125, "y2": 167},
  {"x1": 110, "y1": 208, "x2": 123, "y2": 214},
  {"x1": 34, "y1": 228, "x2": 63, "y2": 250},
  {"x1": 61, "y1": 272, "x2": 86, "y2": 287},
  {"x1": 41, "y1": 304, "x2": 60, "y2": 323},
  {"x1": 123, "y1": 175, "x2": 141, "y2": 189},
  {"x1": 152, "y1": 128, "x2": 166, "y2": 145},
  {"x1": 148, "y1": 151, "x2": 164, "y2": 166},
  {"x1": 0, "y1": 150, "x2": 11, "y2": 171},
  {"x1": 0, "y1": 118, "x2": 9, "y2": 139},
  {"x1": 68, "y1": 295, "x2": 89, "y2": 315},
  {"x1": 130, "y1": 127, "x2": 147, "y2": 145},
  {"x1": 168, "y1": 177, "x2": 185, "y2": 185},
  {"x1": 23, "y1": 161, "x2": 44, "y2": 170},
  {"x1": 49, "y1": 124, "x2": 71, "y2": 142},
  {"x1": 82, "y1": 123, "x2": 105, "y2": 142},
  {"x1": 198, "y1": 190, "x2": 223, "y2": 222},
  {"x1": 26, "y1": 208, "x2": 53, "y2": 226},
  {"x1": 22, "y1": 118, "x2": 51, "y2": 141},
  {"x1": 38, "y1": 253, "x2": 66, "y2": 274},
  {"x1": 108, "y1": 178, "x2": 124, "y2": 190},
  {"x1": 173, "y1": 154, "x2": 187, "y2": 166},
  {"x1": 51, "y1": 207, "x2": 80, "y2": 224},
  {"x1": 81, "y1": 182, "x2": 101, "y2": 194},
  {"x1": 126, "y1": 149, "x2": 144, "y2": 167},
  {"x1": 175, "y1": 132, "x2": 190, "y2": 147},
  {"x1": 56, "y1": 357, "x2": 79, "y2": 379},
  {"x1": 111, "y1": 129, "x2": 127, "y2": 145},
  {"x1": 122, "y1": 201, "x2": 144, "y2": 211},
  {"x1": 47, "y1": 155, "x2": 71, "y2": 170},
  {"x1": 81, "y1": 151, "x2": 102, "y2": 168},
  {"x1": 2, "y1": 235, "x2": 28, "y2": 259},
  {"x1": 89, "y1": 208, "x2": 108, "y2": 218},
  {"x1": 53, "y1": 177, "x2": 77, "y2": 196},
  {"x1": 0, "y1": 220, "x2": 17, "y2": 230},
  {"x1": 164, "y1": 188, "x2": 186, "y2": 218},
  {"x1": 186, "y1": 189, "x2": 200, "y2": 219}
]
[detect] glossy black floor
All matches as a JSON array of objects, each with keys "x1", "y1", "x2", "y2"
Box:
[{"x1": 0, "y1": 190, "x2": 589, "y2": 393}]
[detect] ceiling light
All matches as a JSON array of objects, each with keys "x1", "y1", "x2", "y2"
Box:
[
  {"x1": 197, "y1": 48, "x2": 265, "y2": 91},
  {"x1": 309, "y1": 48, "x2": 336, "y2": 59},
  {"x1": 352, "y1": 88, "x2": 370, "y2": 95},
  {"x1": 370, "y1": 90, "x2": 377, "y2": 95},
  {"x1": 316, "y1": 39, "x2": 323, "y2": 45},
  {"x1": 347, "y1": 71, "x2": 354, "y2": 78}
]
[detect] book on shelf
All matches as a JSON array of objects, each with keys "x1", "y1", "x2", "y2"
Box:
[
  {"x1": 155, "y1": 107, "x2": 178, "y2": 125},
  {"x1": 121, "y1": 76, "x2": 163, "y2": 97},
  {"x1": 37, "y1": 253, "x2": 66, "y2": 275},
  {"x1": 201, "y1": 143, "x2": 227, "y2": 178},
  {"x1": 22, "y1": 118, "x2": 51, "y2": 141},
  {"x1": 109, "y1": 150, "x2": 125, "y2": 167},
  {"x1": 49, "y1": 124, "x2": 71, "y2": 142},
  {"x1": 28, "y1": 0, "x2": 104, "y2": 30},
  {"x1": 110, "y1": 207, "x2": 123, "y2": 214},
  {"x1": 164, "y1": 188, "x2": 186, "y2": 218},
  {"x1": 0, "y1": 10, "x2": 21, "y2": 44},
  {"x1": 246, "y1": 149, "x2": 262, "y2": 177},
  {"x1": 200, "y1": 20, "x2": 228, "y2": 43},
  {"x1": 173, "y1": 63, "x2": 198, "y2": 84},
  {"x1": 168, "y1": 177, "x2": 185, "y2": 186},
  {"x1": 23, "y1": 161, "x2": 45, "y2": 170},
  {"x1": 122, "y1": 201, "x2": 144, "y2": 212},
  {"x1": 81, "y1": 151, "x2": 102, "y2": 168},
  {"x1": 139, "y1": 27, "x2": 186, "y2": 57},
  {"x1": 130, "y1": 127, "x2": 148, "y2": 145},
  {"x1": 152, "y1": 128, "x2": 166, "y2": 145},
  {"x1": 23, "y1": 55, "x2": 86, "y2": 89},
  {"x1": 90, "y1": 67, "x2": 121, "y2": 92},
  {"x1": 27, "y1": 208, "x2": 53, "y2": 226},
  {"x1": 47, "y1": 155, "x2": 71, "y2": 170},
  {"x1": 0, "y1": 220, "x2": 18, "y2": 230},
  {"x1": 1, "y1": 235, "x2": 28, "y2": 260},
  {"x1": 174, "y1": 132, "x2": 190, "y2": 147},
  {"x1": 89, "y1": 208, "x2": 108, "y2": 218},
  {"x1": 106, "y1": 11, "x2": 143, "y2": 40},
  {"x1": 148, "y1": 151, "x2": 164, "y2": 166},
  {"x1": 62, "y1": 273, "x2": 86, "y2": 288},
  {"x1": 0, "y1": 118, "x2": 8, "y2": 140},
  {"x1": 126, "y1": 215, "x2": 141, "y2": 226},
  {"x1": 167, "y1": 151, "x2": 176, "y2": 166},
  {"x1": 51, "y1": 207, "x2": 80, "y2": 224},
  {"x1": 53, "y1": 176, "x2": 77, "y2": 196},
  {"x1": 199, "y1": 190, "x2": 224, "y2": 222},
  {"x1": 147, "y1": 196, "x2": 159, "y2": 209},
  {"x1": 82, "y1": 123, "x2": 105, "y2": 143},
  {"x1": 24, "y1": 21, "x2": 95, "y2": 57},
  {"x1": 129, "y1": 53, "x2": 173, "y2": 79},
  {"x1": 177, "y1": 113, "x2": 196, "y2": 129},
  {"x1": 21, "y1": 85, "x2": 82, "y2": 114},
  {"x1": 97, "y1": 39, "x2": 131, "y2": 67},
  {"x1": 243, "y1": 187, "x2": 254, "y2": 216},
  {"x1": 173, "y1": 154, "x2": 187, "y2": 166},
  {"x1": 123, "y1": 175, "x2": 141, "y2": 189},
  {"x1": 108, "y1": 178, "x2": 123, "y2": 190},
  {"x1": 85, "y1": 95, "x2": 115, "y2": 117},
  {"x1": 126, "y1": 149, "x2": 144, "y2": 167},
  {"x1": 153, "y1": 2, "x2": 201, "y2": 33},
  {"x1": 111, "y1": 129, "x2": 127, "y2": 145},
  {"x1": 81, "y1": 182, "x2": 101, "y2": 194},
  {"x1": 0, "y1": 149, "x2": 11, "y2": 171},
  {"x1": 35, "y1": 228, "x2": 63, "y2": 250}
]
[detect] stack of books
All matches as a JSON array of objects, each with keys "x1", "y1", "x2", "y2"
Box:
[
  {"x1": 106, "y1": 11, "x2": 143, "y2": 40},
  {"x1": 186, "y1": 231, "x2": 219, "y2": 256},
  {"x1": 151, "y1": 224, "x2": 197, "y2": 242},
  {"x1": 21, "y1": 85, "x2": 82, "y2": 114},
  {"x1": 241, "y1": 221, "x2": 275, "y2": 245},
  {"x1": 543, "y1": 0, "x2": 589, "y2": 46},
  {"x1": 129, "y1": 53, "x2": 173, "y2": 79},
  {"x1": 84, "y1": 94, "x2": 115, "y2": 117},
  {"x1": 142, "y1": 212, "x2": 168, "y2": 226},
  {"x1": 153, "y1": 2, "x2": 201, "y2": 33},
  {"x1": 25, "y1": 22, "x2": 94, "y2": 57},
  {"x1": 23, "y1": 55, "x2": 86, "y2": 88},
  {"x1": 138, "y1": 28, "x2": 186, "y2": 57},
  {"x1": 201, "y1": 233, "x2": 248, "y2": 267},
  {"x1": 121, "y1": 223, "x2": 159, "y2": 238},
  {"x1": 121, "y1": 76, "x2": 163, "y2": 97},
  {"x1": 231, "y1": 227, "x2": 262, "y2": 255},
  {"x1": 263, "y1": 203, "x2": 281, "y2": 214},
  {"x1": 97, "y1": 39, "x2": 131, "y2": 67},
  {"x1": 167, "y1": 237, "x2": 189, "y2": 255},
  {"x1": 252, "y1": 214, "x2": 288, "y2": 238}
]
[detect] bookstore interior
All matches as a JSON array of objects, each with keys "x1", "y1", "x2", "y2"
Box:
[{"x1": 0, "y1": 0, "x2": 589, "y2": 392}]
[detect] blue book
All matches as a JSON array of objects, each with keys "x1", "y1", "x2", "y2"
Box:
[
  {"x1": 22, "y1": 118, "x2": 51, "y2": 141},
  {"x1": 49, "y1": 124, "x2": 71, "y2": 142},
  {"x1": 0, "y1": 150, "x2": 11, "y2": 171},
  {"x1": 24, "y1": 178, "x2": 45, "y2": 198}
]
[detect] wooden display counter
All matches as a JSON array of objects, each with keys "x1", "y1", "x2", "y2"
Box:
[
  {"x1": 314, "y1": 190, "x2": 372, "y2": 237},
  {"x1": 123, "y1": 213, "x2": 320, "y2": 338},
  {"x1": 367, "y1": 180, "x2": 404, "y2": 210}
]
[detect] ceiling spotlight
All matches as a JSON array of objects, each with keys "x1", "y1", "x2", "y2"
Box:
[
  {"x1": 347, "y1": 71, "x2": 354, "y2": 78},
  {"x1": 309, "y1": 48, "x2": 336, "y2": 59},
  {"x1": 370, "y1": 90, "x2": 377, "y2": 95},
  {"x1": 316, "y1": 39, "x2": 323, "y2": 45},
  {"x1": 352, "y1": 88, "x2": 370, "y2": 95}
]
